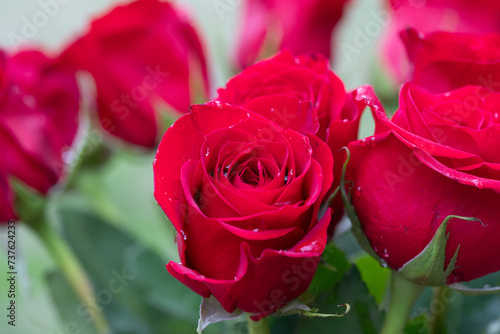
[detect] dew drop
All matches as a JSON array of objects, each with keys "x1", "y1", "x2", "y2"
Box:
[
  {"x1": 369, "y1": 137, "x2": 376, "y2": 147},
  {"x1": 379, "y1": 259, "x2": 388, "y2": 268},
  {"x1": 471, "y1": 179, "x2": 484, "y2": 189},
  {"x1": 356, "y1": 87, "x2": 367, "y2": 95},
  {"x1": 360, "y1": 138, "x2": 368, "y2": 147},
  {"x1": 342, "y1": 118, "x2": 349, "y2": 122},
  {"x1": 494, "y1": 112, "x2": 499, "y2": 121},
  {"x1": 297, "y1": 241, "x2": 322, "y2": 253},
  {"x1": 22, "y1": 95, "x2": 36, "y2": 108},
  {"x1": 180, "y1": 230, "x2": 187, "y2": 241},
  {"x1": 62, "y1": 150, "x2": 76, "y2": 165},
  {"x1": 354, "y1": 186, "x2": 362, "y2": 197}
]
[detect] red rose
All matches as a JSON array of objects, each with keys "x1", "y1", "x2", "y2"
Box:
[
  {"x1": 347, "y1": 83, "x2": 500, "y2": 284},
  {"x1": 154, "y1": 98, "x2": 333, "y2": 317},
  {"x1": 60, "y1": 0, "x2": 209, "y2": 147},
  {"x1": 381, "y1": 0, "x2": 500, "y2": 82},
  {"x1": 402, "y1": 28, "x2": 500, "y2": 93},
  {"x1": 0, "y1": 50, "x2": 79, "y2": 205},
  {"x1": 235, "y1": 0, "x2": 349, "y2": 68},
  {"x1": 217, "y1": 51, "x2": 366, "y2": 228}
]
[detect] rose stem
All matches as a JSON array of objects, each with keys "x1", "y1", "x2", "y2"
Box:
[
  {"x1": 429, "y1": 285, "x2": 451, "y2": 334},
  {"x1": 32, "y1": 217, "x2": 111, "y2": 334},
  {"x1": 380, "y1": 272, "x2": 425, "y2": 334},
  {"x1": 248, "y1": 316, "x2": 271, "y2": 334}
]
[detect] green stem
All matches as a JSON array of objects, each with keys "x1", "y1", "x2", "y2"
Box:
[
  {"x1": 429, "y1": 286, "x2": 450, "y2": 334},
  {"x1": 248, "y1": 316, "x2": 271, "y2": 334},
  {"x1": 33, "y1": 218, "x2": 110, "y2": 334},
  {"x1": 380, "y1": 272, "x2": 425, "y2": 334}
]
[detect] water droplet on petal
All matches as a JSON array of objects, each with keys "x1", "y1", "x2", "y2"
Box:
[
  {"x1": 180, "y1": 230, "x2": 187, "y2": 241},
  {"x1": 471, "y1": 179, "x2": 484, "y2": 189},
  {"x1": 297, "y1": 240, "x2": 322, "y2": 253},
  {"x1": 360, "y1": 138, "x2": 368, "y2": 147},
  {"x1": 369, "y1": 137, "x2": 376, "y2": 147}
]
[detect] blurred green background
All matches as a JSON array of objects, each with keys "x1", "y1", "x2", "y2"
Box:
[{"x1": 0, "y1": 0, "x2": 499, "y2": 333}]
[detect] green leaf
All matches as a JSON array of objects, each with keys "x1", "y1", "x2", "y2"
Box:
[
  {"x1": 46, "y1": 272, "x2": 101, "y2": 334},
  {"x1": 398, "y1": 215, "x2": 482, "y2": 286},
  {"x1": 303, "y1": 243, "x2": 350, "y2": 299},
  {"x1": 51, "y1": 207, "x2": 212, "y2": 334},
  {"x1": 355, "y1": 255, "x2": 389, "y2": 304},
  {"x1": 292, "y1": 266, "x2": 384, "y2": 334},
  {"x1": 404, "y1": 314, "x2": 430, "y2": 334}
]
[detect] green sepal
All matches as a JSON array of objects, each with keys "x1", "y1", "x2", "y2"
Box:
[
  {"x1": 339, "y1": 147, "x2": 383, "y2": 264},
  {"x1": 300, "y1": 304, "x2": 350, "y2": 318},
  {"x1": 398, "y1": 215, "x2": 482, "y2": 286},
  {"x1": 449, "y1": 283, "x2": 500, "y2": 296},
  {"x1": 11, "y1": 178, "x2": 47, "y2": 227}
]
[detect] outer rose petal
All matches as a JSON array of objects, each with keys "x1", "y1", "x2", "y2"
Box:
[
  {"x1": 234, "y1": 0, "x2": 349, "y2": 68},
  {"x1": 166, "y1": 210, "x2": 331, "y2": 315},
  {"x1": 242, "y1": 96, "x2": 319, "y2": 135},
  {"x1": 0, "y1": 50, "x2": 79, "y2": 194},
  {"x1": 401, "y1": 28, "x2": 500, "y2": 93},
  {"x1": 380, "y1": 0, "x2": 500, "y2": 82},
  {"x1": 348, "y1": 134, "x2": 500, "y2": 282},
  {"x1": 60, "y1": 0, "x2": 209, "y2": 147}
]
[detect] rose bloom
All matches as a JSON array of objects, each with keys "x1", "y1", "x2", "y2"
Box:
[
  {"x1": 347, "y1": 83, "x2": 500, "y2": 283},
  {"x1": 381, "y1": 0, "x2": 500, "y2": 82},
  {"x1": 235, "y1": 0, "x2": 350, "y2": 68},
  {"x1": 402, "y1": 28, "x2": 500, "y2": 93},
  {"x1": 217, "y1": 51, "x2": 366, "y2": 228},
  {"x1": 0, "y1": 50, "x2": 79, "y2": 221},
  {"x1": 60, "y1": 0, "x2": 209, "y2": 147},
  {"x1": 154, "y1": 97, "x2": 333, "y2": 318}
]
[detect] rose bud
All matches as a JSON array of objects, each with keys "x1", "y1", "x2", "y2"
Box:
[
  {"x1": 60, "y1": 0, "x2": 209, "y2": 147},
  {"x1": 380, "y1": 0, "x2": 500, "y2": 82},
  {"x1": 401, "y1": 28, "x2": 500, "y2": 93},
  {"x1": 154, "y1": 98, "x2": 334, "y2": 318},
  {"x1": 217, "y1": 51, "x2": 366, "y2": 231},
  {"x1": 235, "y1": 0, "x2": 350, "y2": 68},
  {"x1": 346, "y1": 83, "x2": 500, "y2": 285},
  {"x1": 0, "y1": 50, "x2": 79, "y2": 212}
]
